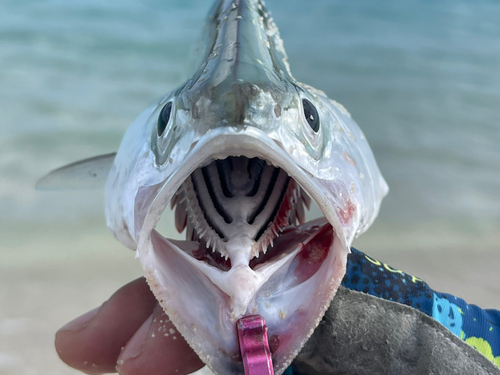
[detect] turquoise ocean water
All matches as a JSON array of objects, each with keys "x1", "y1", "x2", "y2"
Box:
[{"x1": 1, "y1": 0, "x2": 499, "y2": 264}]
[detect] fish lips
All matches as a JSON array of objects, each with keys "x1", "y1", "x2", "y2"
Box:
[{"x1": 135, "y1": 127, "x2": 349, "y2": 374}]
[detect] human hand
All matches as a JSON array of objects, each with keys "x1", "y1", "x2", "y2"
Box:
[{"x1": 55, "y1": 277, "x2": 205, "y2": 375}]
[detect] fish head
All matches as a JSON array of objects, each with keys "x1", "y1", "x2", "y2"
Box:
[{"x1": 105, "y1": 0, "x2": 388, "y2": 373}]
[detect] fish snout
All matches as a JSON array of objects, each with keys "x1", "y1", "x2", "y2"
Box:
[{"x1": 190, "y1": 79, "x2": 295, "y2": 133}]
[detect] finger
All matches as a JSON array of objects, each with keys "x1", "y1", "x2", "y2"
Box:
[
  {"x1": 116, "y1": 304, "x2": 204, "y2": 375},
  {"x1": 55, "y1": 277, "x2": 157, "y2": 374}
]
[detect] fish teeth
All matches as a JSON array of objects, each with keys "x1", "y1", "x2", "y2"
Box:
[
  {"x1": 251, "y1": 179, "x2": 300, "y2": 256},
  {"x1": 271, "y1": 226, "x2": 277, "y2": 237},
  {"x1": 178, "y1": 178, "x2": 228, "y2": 258},
  {"x1": 262, "y1": 242, "x2": 268, "y2": 255},
  {"x1": 252, "y1": 243, "x2": 263, "y2": 258}
]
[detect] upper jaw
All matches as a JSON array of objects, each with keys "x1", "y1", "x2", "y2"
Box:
[{"x1": 137, "y1": 125, "x2": 347, "y2": 252}]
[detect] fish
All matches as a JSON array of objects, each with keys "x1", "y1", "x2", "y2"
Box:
[{"x1": 39, "y1": 0, "x2": 388, "y2": 373}]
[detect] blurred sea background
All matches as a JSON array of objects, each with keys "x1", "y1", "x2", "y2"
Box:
[{"x1": 1, "y1": 0, "x2": 499, "y2": 374}]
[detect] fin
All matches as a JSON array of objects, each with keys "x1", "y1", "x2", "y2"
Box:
[{"x1": 36, "y1": 153, "x2": 116, "y2": 190}]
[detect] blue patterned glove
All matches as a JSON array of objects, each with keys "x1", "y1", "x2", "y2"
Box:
[{"x1": 342, "y1": 248, "x2": 500, "y2": 368}]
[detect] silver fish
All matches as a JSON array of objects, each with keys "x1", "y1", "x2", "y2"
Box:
[{"x1": 40, "y1": 0, "x2": 388, "y2": 373}]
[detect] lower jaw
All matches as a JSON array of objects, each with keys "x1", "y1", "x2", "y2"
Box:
[{"x1": 139, "y1": 218, "x2": 347, "y2": 374}]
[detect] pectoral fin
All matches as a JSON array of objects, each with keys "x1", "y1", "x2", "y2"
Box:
[{"x1": 36, "y1": 153, "x2": 116, "y2": 190}]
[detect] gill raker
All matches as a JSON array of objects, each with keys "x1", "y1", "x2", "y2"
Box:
[{"x1": 38, "y1": 0, "x2": 388, "y2": 373}]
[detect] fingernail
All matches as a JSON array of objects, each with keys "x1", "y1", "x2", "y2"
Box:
[
  {"x1": 117, "y1": 313, "x2": 153, "y2": 367},
  {"x1": 58, "y1": 306, "x2": 100, "y2": 332}
]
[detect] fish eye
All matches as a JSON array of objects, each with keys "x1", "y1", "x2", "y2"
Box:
[
  {"x1": 157, "y1": 102, "x2": 172, "y2": 137},
  {"x1": 302, "y1": 99, "x2": 319, "y2": 132}
]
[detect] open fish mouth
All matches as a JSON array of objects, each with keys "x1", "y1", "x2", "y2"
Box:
[
  {"x1": 172, "y1": 155, "x2": 313, "y2": 263},
  {"x1": 135, "y1": 131, "x2": 347, "y2": 374}
]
